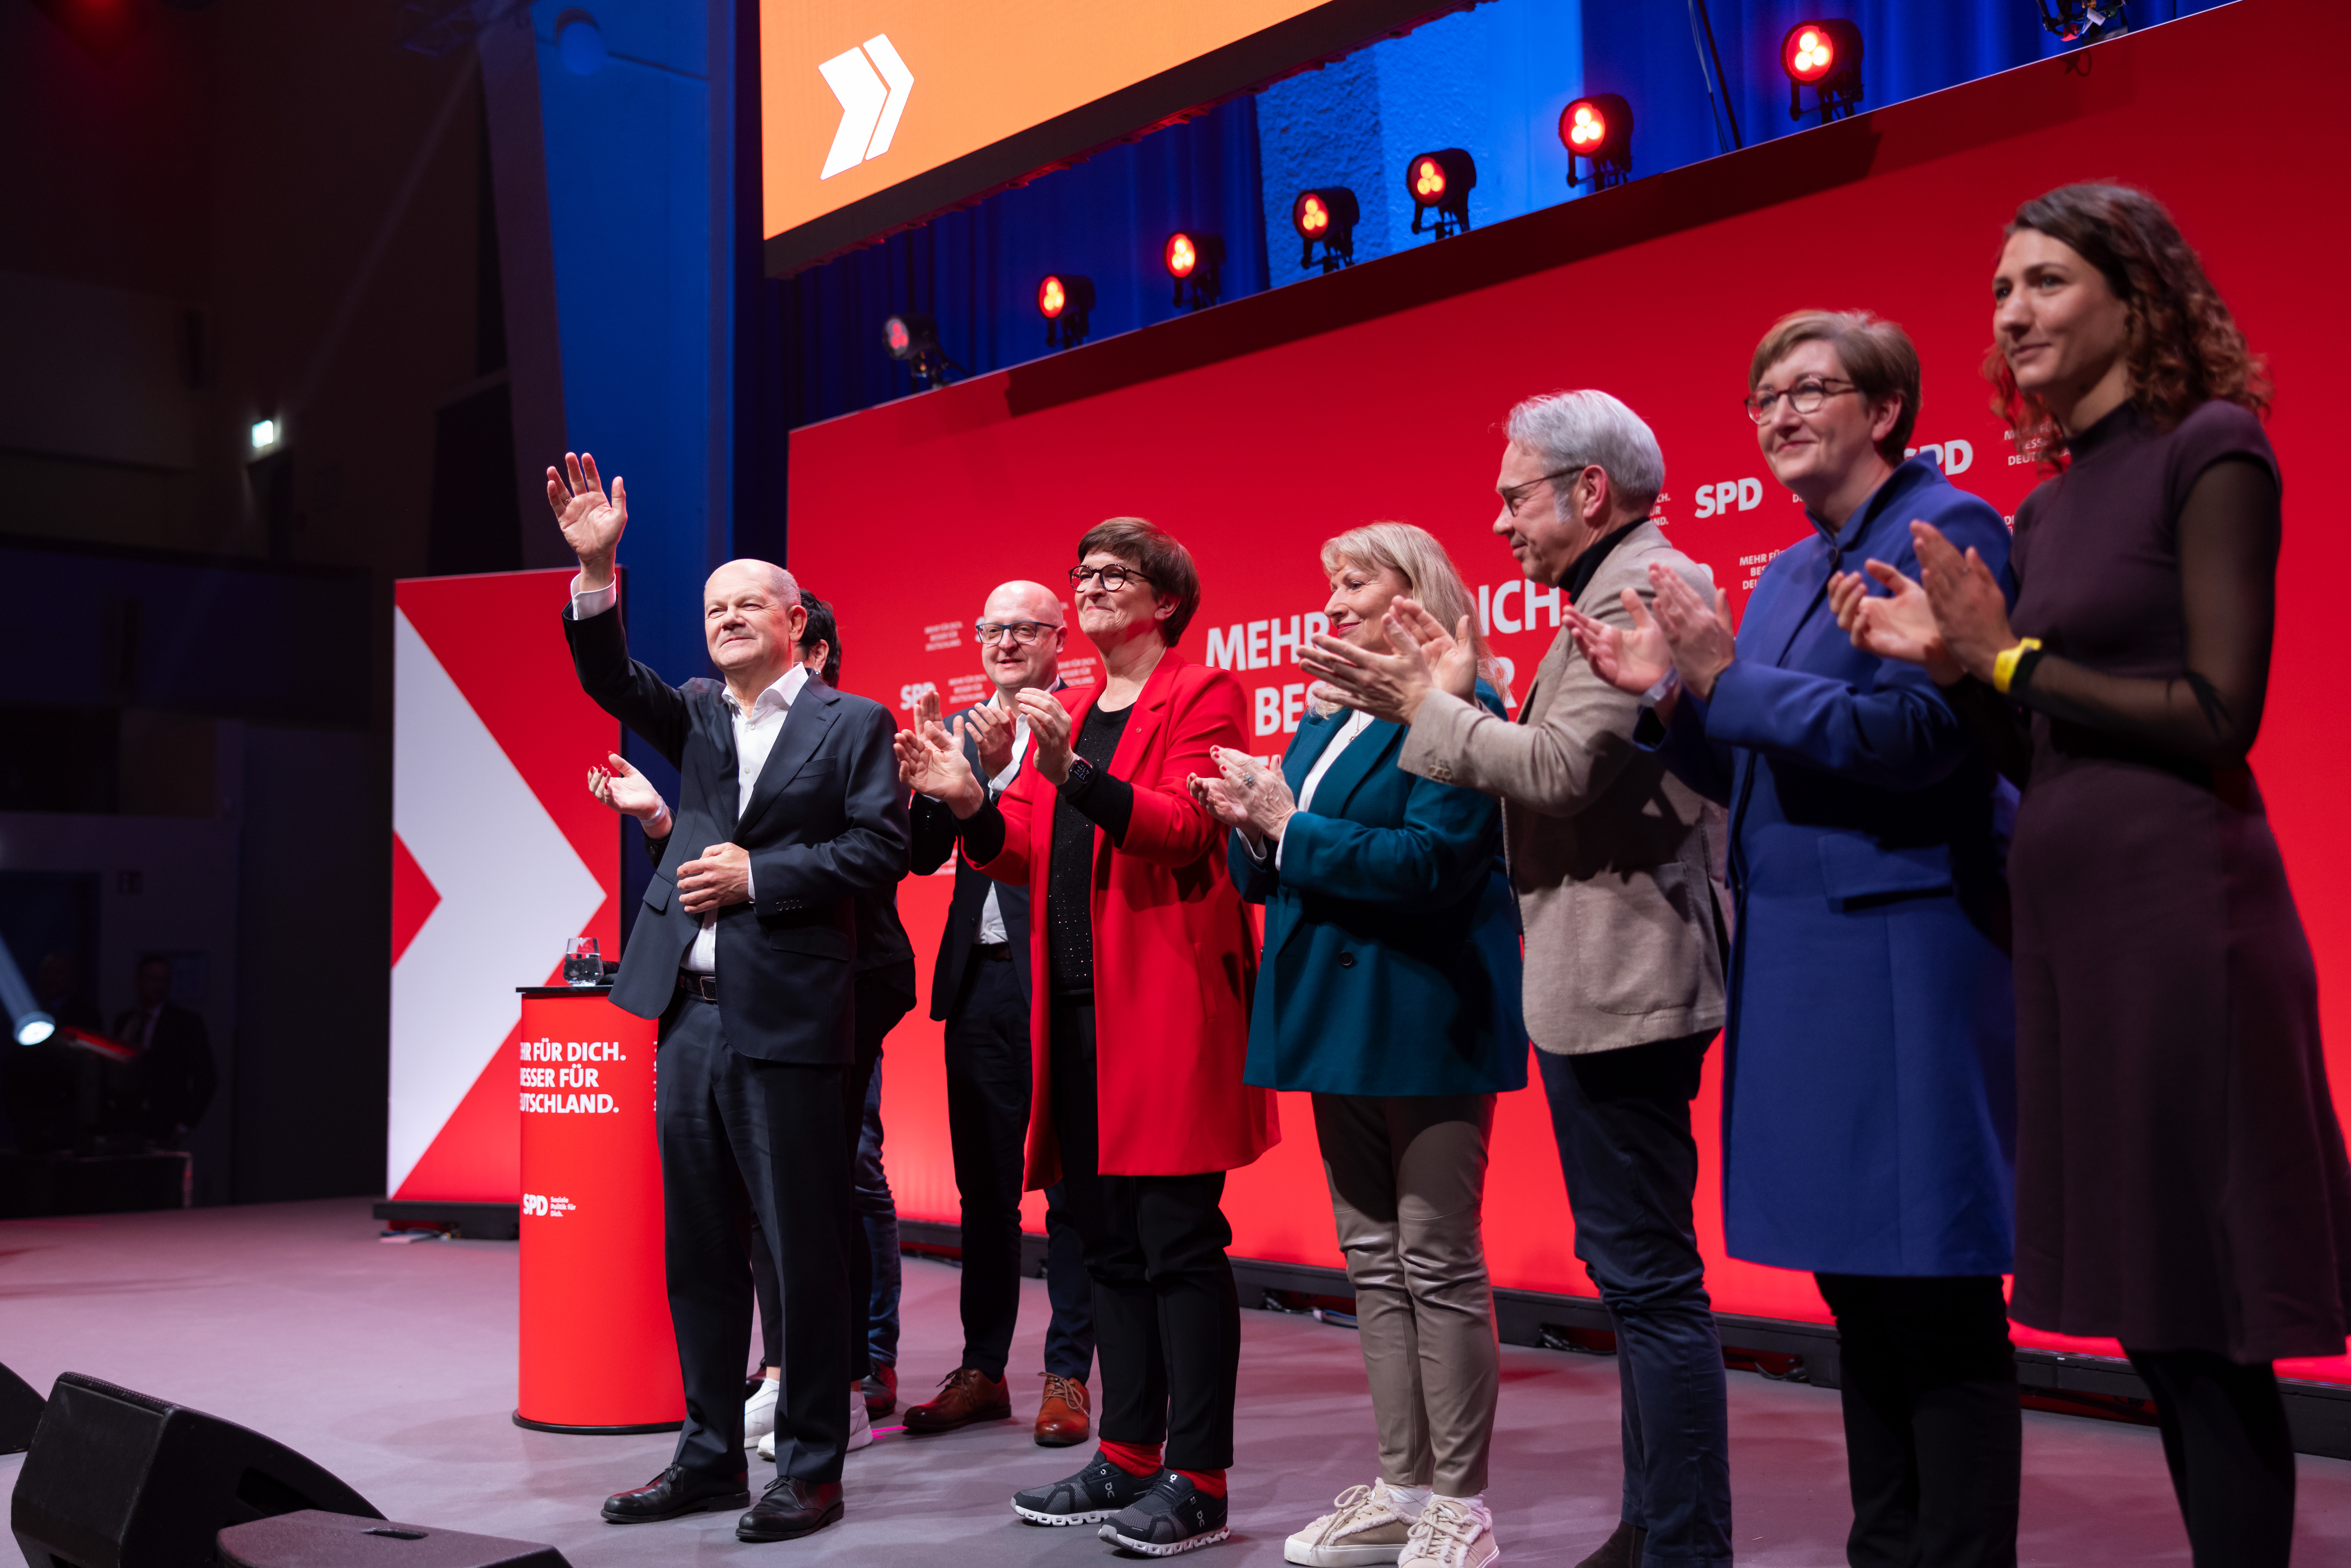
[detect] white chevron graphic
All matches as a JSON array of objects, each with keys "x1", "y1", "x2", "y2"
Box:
[
  {"x1": 817, "y1": 34, "x2": 914, "y2": 180},
  {"x1": 388, "y1": 609, "x2": 604, "y2": 1196}
]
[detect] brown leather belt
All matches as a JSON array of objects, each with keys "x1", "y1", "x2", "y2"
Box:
[{"x1": 677, "y1": 971, "x2": 719, "y2": 1002}]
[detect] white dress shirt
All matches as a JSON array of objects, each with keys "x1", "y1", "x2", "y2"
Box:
[
  {"x1": 574, "y1": 576, "x2": 805, "y2": 974},
  {"x1": 973, "y1": 716, "x2": 1032, "y2": 945}
]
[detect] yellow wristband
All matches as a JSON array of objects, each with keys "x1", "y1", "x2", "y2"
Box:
[{"x1": 1991, "y1": 637, "x2": 2042, "y2": 695}]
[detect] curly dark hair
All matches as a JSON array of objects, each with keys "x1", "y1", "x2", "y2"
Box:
[{"x1": 1984, "y1": 183, "x2": 2270, "y2": 469}]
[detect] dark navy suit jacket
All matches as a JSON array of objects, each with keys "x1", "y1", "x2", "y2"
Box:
[{"x1": 563, "y1": 602, "x2": 909, "y2": 1065}]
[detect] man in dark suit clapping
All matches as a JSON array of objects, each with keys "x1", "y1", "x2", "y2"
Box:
[
  {"x1": 548, "y1": 452, "x2": 908, "y2": 1544},
  {"x1": 901, "y1": 582, "x2": 1097, "y2": 1444}
]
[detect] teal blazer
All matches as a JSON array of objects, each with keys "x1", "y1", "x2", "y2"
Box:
[{"x1": 1234, "y1": 684, "x2": 1528, "y2": 1097}]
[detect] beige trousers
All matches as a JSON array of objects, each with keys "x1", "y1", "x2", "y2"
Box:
[{"x1": 1314, "y1": 1092, "x2": 1499, "y2": 1498}]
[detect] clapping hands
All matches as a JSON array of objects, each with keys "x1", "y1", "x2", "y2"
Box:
[{"x1": 1188, "y1": 745, "x2": 1295, "y2": 850}]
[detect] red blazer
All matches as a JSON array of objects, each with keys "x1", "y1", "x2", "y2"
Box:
[{"x1": 976, "y1": 651, "x2": 1278, "y2": 1184}]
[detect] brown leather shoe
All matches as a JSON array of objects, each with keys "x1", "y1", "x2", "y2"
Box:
[
  {"x1": 1034, "y1": 1372, "x2": 1090, "y2": 1447},
  {"x1": 902, "y1": 1366, "x2": 1012, "y2": 1433}
]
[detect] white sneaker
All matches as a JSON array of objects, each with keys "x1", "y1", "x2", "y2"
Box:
[
  {"x1": 1399, "y1": 1495, "x2": 1497, "y2": 1568},
  {"x1": 753, "y1": 1386, "x2": 873, "y2": 1461},
  {"x1": 1286, "y1": 1481, "x2": 1417, "y2": 1566},
  {"x1": 847, "y1": 1386, "x2": 873, "y2": 1452},
  {"x1": 743, "y1": 1375, "x2": 779, "y2": 1447}
]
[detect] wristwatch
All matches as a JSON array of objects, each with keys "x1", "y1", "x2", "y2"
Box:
[{"x1": 1061, "y1": 755, "x2": 1096, "y2": 793}]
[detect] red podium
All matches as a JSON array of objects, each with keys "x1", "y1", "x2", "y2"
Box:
[{"x1": 511, "y1": 986, "x2": 683, "y2": 1433}]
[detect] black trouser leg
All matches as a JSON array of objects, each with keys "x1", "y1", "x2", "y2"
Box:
[
  {"x1": 1041, "y1": 1178, "x2": 1098, "y2": 1383},
  {"x1": 1816, "y1": 1273, "x2": 2019, "y2": 1568},
  {"x1": 2125, "y1": 1347, "x2": 2295, "y2": 1568},
  {"x1": 842, "y1": 968, "x2": 914, "y2": 1385},
  {"x1": 944, "y1": 956, "x2": 1032, "y2": 1379},
  {"x1": 752, "y1": 1209, "x2": 782, "y2": 1371},
  {"x1": 657, "y1": 993, "x2": 848, "y2": 1483}
]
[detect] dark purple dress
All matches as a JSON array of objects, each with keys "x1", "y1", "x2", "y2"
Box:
[{"x1": 2003, "y1": 398, "x2": 2351, "y2": 1362}]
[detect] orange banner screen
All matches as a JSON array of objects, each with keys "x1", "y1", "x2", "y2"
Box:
[{"x1": 760, "y1": 0, "x2": 1454, "y2": 274}]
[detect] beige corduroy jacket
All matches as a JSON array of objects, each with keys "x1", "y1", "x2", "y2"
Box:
[{"x1": 1399, "y1": 520, "x2": 1730, "y2": 1056}]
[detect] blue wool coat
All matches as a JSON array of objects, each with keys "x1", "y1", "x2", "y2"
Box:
[
  {"x1": 1649, "y1": 457, "x2": 2019, "y2": 1276},
  {"x1": 1234, "y1": 685, "x2": 1528, "y2": 1098}
]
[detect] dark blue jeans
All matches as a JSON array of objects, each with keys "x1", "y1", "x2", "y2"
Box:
[
  {"x1": 856, "y1": 1052, "x2": 901, "y2": 1368},
  {"x1": 1539, "y1": 1036, "x2": 1732, "y2": 1568}
]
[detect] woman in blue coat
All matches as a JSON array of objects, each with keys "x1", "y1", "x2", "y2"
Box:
[
  {"x1": 1192, "y1": 523, "x2": 1524, "y2": 1568},
  {"x1": 1570, "y1": 313, "x2": 2021, "y2": 1568}
]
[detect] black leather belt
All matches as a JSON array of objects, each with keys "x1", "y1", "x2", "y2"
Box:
[
  {"x1": 677, "y1": 971, "x2": 719, "y2": 1002},
  {"x1": 972, "y1": 942, "x2": 1013, "y2": 962}
]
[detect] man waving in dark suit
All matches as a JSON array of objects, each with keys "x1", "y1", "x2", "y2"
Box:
[{"x1": 548, "y1": 452, "x2": 908, "y2": 1544}]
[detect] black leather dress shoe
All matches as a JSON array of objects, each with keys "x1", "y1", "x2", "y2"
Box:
[
  {"x1": 602, "y1": 1466, "x2": 751, "y2": 1523},
  {"x1": 736, "y1": 1476, "x2": 845, "y2": 1542}
]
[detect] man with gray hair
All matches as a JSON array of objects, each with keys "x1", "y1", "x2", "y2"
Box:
[
  {"x1": 549, "y1": 451, "x2": 909, "y2": 1543},
  {"x1": 1305, "y1": 390, "x2": 1733, "y2": 1568}
]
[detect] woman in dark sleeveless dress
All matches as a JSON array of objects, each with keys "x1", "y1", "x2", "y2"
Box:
[{"x1": 1830, "y1": 183, "x2": 2351, "y2": 1565}]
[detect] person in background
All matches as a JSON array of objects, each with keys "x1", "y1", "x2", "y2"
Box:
[
  {"x1": 1196, "y1": 523, "x2": 1523, "y2": 1568},
  {"x1": 589, "y1": 591, "x2": 917, "y2": 1462},
  {"x1": 1571, "y1": 310, "x2": 2022, "y2": 1568},
  {"x1": 115, "y1": 954, "x2": 216, "y2": 1146},
  {"x1": 902, "y1": 579, "x2": 1098, "y2": 1446},
  {"x1": 895, "y1": 518, "x2": 1274, "y2": 1558},
  {"x1": 1835, "y1": 183, "x2": 2351, "y2": 1567},
  {"x1": 1304, "y1": 391, "x2": 1733, "y2": 1568},
  {"x1": 554, "y1": 452, "x2": 907, "y2": 1543}
]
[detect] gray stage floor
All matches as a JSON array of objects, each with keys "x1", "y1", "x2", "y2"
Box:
[{"x1": 3, "y1": 1199, "x2": 2348, "y2": 1565}]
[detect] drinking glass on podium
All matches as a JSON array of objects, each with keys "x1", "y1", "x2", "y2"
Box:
[{"x1": 562, "y1": 937, "x2": 601, "y2": 987}]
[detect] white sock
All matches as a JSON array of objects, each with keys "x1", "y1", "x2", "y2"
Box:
[
  {"x1": 1432, "y1": 1492, "x2": 1491, "y2": 1529},
  {"x1": 1383, "y1": 1483, "x2": 1432, "y2": 1519}
]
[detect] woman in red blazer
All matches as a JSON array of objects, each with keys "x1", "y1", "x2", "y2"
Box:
[{"x1": 898, "y1": 518, "x2": 1275, "y2": 1556}]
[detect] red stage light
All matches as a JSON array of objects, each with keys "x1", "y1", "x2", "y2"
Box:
[
  {"x1": 1784, "y1": 23, "x2": 1836, "y2": 83},
  {"x1": 883, "y1": 317, "x2": 912, "y2": 355},
  {"x1": 1166, "y1": 232, "x2": 1199, "y2": 280},
  {"x1": 1411, "y1": 156, "x2": 1447, "y2": 203},
  {"x1": 1038, "y1": 276, "x2": 1067, "y2": 319},
  {"x1": 1561, "y1": 99, "x2": 1608, "y2": 152},
  {"x1": 1297, "y1": 193, "x2": 1329, "y2": 237}
]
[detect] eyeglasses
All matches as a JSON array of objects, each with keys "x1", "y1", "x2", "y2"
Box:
[
  {"x1": 1498, "y1": 469, "x2": 1583, "y2": 519},
  {"x1": 1743, "y1": 377, "x2": 1857, "y2": 423},
  {"x1": 975, "y1": 620, "x2": 1061, "y2": 646},
  {"x1": 1069, "y1": 563, "x2": 1155, "y2": 592}
]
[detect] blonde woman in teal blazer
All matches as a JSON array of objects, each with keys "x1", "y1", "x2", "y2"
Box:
[{"x1": 1194, "y1": 524, "x2": 1524, "y2": 1568}]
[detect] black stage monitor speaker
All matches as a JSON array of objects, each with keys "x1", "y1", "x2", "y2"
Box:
[
  {"x1": 0, "y1": 1360, "x2": 43, "y2": 1452},
  {"x1": 218, "y1": 1511, "x2": 571, "y2": 1568},
  {"x1": 9, "y1": 1372, "x2": 382, "y2": 1568}
]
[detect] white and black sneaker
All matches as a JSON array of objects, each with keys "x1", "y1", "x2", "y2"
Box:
[
  {"x1": 1010, "y1": 1452, "x2": 1160, "y2": 1526},
  {"x1": 1100, "y1": 1472, "x2": 1230, "y2": 1556}
]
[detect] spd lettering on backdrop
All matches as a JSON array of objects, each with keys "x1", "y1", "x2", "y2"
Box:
[
  {"x1": 792, "y1": 0, "x2": 2351, "y2": 1381},
  {"x1": 390, "y1": 569, "x2": 621, "y2": 1204}
]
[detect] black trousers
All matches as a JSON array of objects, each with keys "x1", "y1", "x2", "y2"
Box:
[
  {"x1": 656, "y1": 988, "x2": 846, "y2": 1483},
  {"x1": 752, "y1": 967, "x2": 914, "y2": 1380},
  {"x1": 946, "y1": 953, "x2": 1095, "y2": 1381},
  {"x1": 1049, "y1": 999, "x2": 1240, "y2": 1471},
  {"x1": 1814, "y1": 1272, "x2": 2020, "y2": 1568},
  {"x1": 2124, "y1": 1347, "x2": 2295, "y2": 1567}
]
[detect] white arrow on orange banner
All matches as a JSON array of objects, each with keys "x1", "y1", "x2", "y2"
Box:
[{"x1": 817, "y1": 34, "x2": 914, "y2": 181}]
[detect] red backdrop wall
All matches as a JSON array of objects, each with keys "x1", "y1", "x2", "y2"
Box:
[{"x1": 789, "y1": 0, "x2": 2351, "y2": 1382}]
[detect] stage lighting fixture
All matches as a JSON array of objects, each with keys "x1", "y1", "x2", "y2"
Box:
[
  {"x1": 250, "y1": 418, "x2": 280, "y2": 453},
  {"x1": 2036, "y1": 0, "x2": 2130, "y2": 43},
  {"x1": 1164, "y1": 232, "x2": 1226, "y2": 311},
  {"x1": 1291, "y1": 187, "x2": 1361, "y2": 274},
  {"x1": 1559, "y1": 95, "x2": 1634, "y2": 191},
  {"x1": 1782, "y1": 20, "x2": 1863, "y2": 123},
  {"x1": 882, "y1": 311, "x2": 956, "y2": 389},
  {"x1": 0, "y1": 933, "x2": 54, "y2": 1048},
  {"x1": 1037, "y1": 273, "x2": 1096, "y2": 349},
  {"x1": 1405, "y1": 148, "x2": 1476, "y2": 240}
]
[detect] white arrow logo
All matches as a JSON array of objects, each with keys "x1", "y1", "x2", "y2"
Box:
[{"x1": 818, "y1": 34, "x2": 914, "y2": 180}]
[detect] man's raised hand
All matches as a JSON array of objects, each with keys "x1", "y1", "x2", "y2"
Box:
[
  {"x1": 963, "y1": 701, "x2": 1016, "y2": 776},
  {"x1": 547, "y1": 451, "x2": 627, "y2": 589}
]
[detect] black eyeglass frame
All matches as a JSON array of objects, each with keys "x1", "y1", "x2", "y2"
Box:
[
  {"x1": 1742, "y1": 376, "x2": 1860, "y2": 423},
  {"x1": 1067, "y1": 563, "x2": 1158, "y2": 592},
  {"x1": 974, "y1": 620, "x2": 1064, "y2": 646}
]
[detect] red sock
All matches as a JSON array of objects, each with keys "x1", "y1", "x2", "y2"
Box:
[
  {"x1": 1099, "y1": 1439, "x2": 1163, "y2": 1477},
  {"x1": 1174, "y1": 1467, "x2": 1227, "y2": 1498}
]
